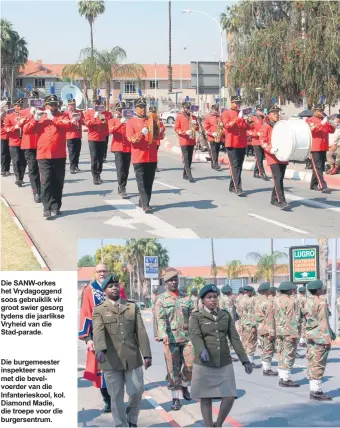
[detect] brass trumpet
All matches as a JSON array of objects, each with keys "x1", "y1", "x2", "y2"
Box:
[
  {"x1": 148, "y1": 111, "x2": 160, "y2": 144},
  {"x1": 215, "y1": 120, "x2": 224, "y2": 142}
]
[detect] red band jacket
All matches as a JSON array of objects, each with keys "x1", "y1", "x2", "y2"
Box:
[
  {"x1": 126, "y1": 116, "x2": 158, "y2": 164},
  {"x1": 221, "y1": 109, "x2": 250, "y2": 148},
  {"x1": 306, "y1": 116, "x2": 335, "y2": 152},
  {"x1": 4, "y1": 110, "x2": 30, "y2": 147},
  {"x1": 108, "y1": 114, "x2": 131, "y2": 153},
  {"x1": 1, "y1": 115, "x2": 8, "y2": 140},
  {"x1": 66, "y1": 109, "x2": 84, "y2": 140},
  {"x1": 259, "y1": 122, "x2": 288, "y2": 166},
  {"x1": 84, "y1": 109, "x2": 108, "y2": 142},
  {"x1": 247, "y1": 115, "x2": 265, "y2": 146},
  {"x1": 174, "y1": 112, "x2": 199, "y2": 146},
  {"x1": 203, "y1": 113, "x2": 225, "y2": 143},
  {"x1": 23, "y1": 112, "x2": 72, "y2": 159}
]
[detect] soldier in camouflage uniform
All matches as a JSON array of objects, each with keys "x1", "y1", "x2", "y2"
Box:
[
  {"x1": 292, "y1": 286, "x2": 304, "y2": 359},
  {"x1": 303, "y1": 280, "x2": 335, "y2": 401},
  {"x1": 190, "y1": 287, "x2": 199, "y2": 310},
  {"x1": 240, "y1": 285, "x2": 262, "y2": 368},
  {"x1": 235, "y1": 287, "x2": 245, "y2": 339},
  {"x1": 155, "y1": 270, "x2": 195, "y2": 411},
  {"x1": 220, "y1": 285, "x2": 239, "y2": 362},
  {"x1": 268, "y1": 286, "x2": 277, "y2": 301},
  {"x1": 151, "y1": 288, "x2": 159, "y2": 341},
  {"x1": 298, "y1": 286, "x2": 307, "y2": 347},
  {"x1": 255, "y1": 282, "x2": 278, "y2": 376},
  {"x1": 275, "y1": 281, "x2": 300, "y2": 387}
]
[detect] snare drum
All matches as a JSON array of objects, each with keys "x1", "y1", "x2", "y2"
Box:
[{"x1": 271, "y1": 119, "x2": 312, "y2": 162}]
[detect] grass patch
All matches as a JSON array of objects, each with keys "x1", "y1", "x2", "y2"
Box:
[{"x1": 1, "y1": 201, "x2": 42, "y2": 271}]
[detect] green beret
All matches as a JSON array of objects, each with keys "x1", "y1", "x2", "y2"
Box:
[
  {"x1": 238, "y1": 287, "x2": 244, "y2": 293},
  {"x1": 199, "y1": 284, "x2": 218, "y2": 299},
  {"x1": 243, "y1": 285, "x2": 254, "y2": 292},
  {"x1": 279, "y1": 281, "x2": 295, "y2": 292},
  {"x1": 101, "y1": 274, "x2": 119, "y2": 290},
  {"x1": 269, "y1": 287, "x2": 277, "y2": 293},
  {"x1": 190, "y1": 287, "x2": 198, "y2": 294},
  {"x1": 307, "y1": 280, "x2": 324, "y2": 291},
  {"x1": 221, "y1": 285, "x2": 232, "y2": 294},
  {"x1": 258, "y1": 282, "x2": 270, "y2": 292},
  {"x1": 163, "y1": 270, "x2": 178, "y2": 282},
  {"x1": 298, "y1": 286, "x2": 306, "y2": 293}
]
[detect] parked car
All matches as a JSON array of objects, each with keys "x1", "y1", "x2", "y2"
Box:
[
  {"x1": 160, "y1": 109, "x2": 179, "y2": 124},
  {"x1": 129, "y1": 299, "x2": 145, "y2": 310}
]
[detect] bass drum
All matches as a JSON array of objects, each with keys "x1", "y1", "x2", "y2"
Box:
[{"x1": 271, "y1": 119, "x2": 312, "y2": 162}]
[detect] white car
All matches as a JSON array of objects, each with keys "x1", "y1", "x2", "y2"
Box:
[{"x1": 160, "y1": 109, "x2": 179, "y2": 124}]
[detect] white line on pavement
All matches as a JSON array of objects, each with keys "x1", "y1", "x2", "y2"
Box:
[
  {"x1": 154, "y1": 180, "x2": 181, "y2": 190},
  {"x1": 285, "y1": 194, "x2": 340, "y2": 213},
  {"x1": 102, "y1": 163, "x2": 116, "y2": 171},
  {"x1": 248, "y1": 213, "x2": 309, "y2": 235},
  {"x1": 78, "y1": 364, "x2": 86, "y2": 369},
  {"x1": 104, "y1": 199, "x2": 200, "y2": 238}
]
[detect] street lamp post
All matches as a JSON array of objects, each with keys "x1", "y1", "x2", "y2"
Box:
[
  {"x1": 182, "y1": 9, "x2": 225, "y2": 110},
  {"x1": 180, "y1": 46, "x2": 187, "y2": 98},
  {"x1": 255, "y1": 87, "x2": 263, "y2": 105}
]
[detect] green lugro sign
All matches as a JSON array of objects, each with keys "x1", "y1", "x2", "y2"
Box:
[{"x1": 289, "y1": 246, "x2": 320, "y2": 283}]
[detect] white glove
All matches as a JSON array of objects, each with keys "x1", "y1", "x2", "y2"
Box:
[
  {"x1": 191, "y1": 119, "x2": 197, "y2": 125},
  {"x1": 186, "y1": 130, "x2": 192, "y2": 136},
  {"x1": 238, "y1": 111, "x2": 243, "y2": 119},
  {"x1": 45, "y1": 110, "x2": 53, "y2": 120},
  {"x1": 30, "y1": 107, "x2": 36, "y2": 115},
  {"x1": 94, "y1": 111, "x2": 99, "y2": 118},
  {"x1": 34, "y1": 112, "x2": 41, "y2": 122},
  {"x1": 212, "y1": 132, "x2": 217, "y2": 137},
  {"x1": 270, "y1": 148, "x2": 278, "y2": 154},
  {"x1": 321, "y1": 117, "x2": 327, "y2": 125},
  {"x1": 120, "y1": 117, "x2": 126, "y2": 124},
  {"x1": 141, "y1": 127, "x2": 149, "y2": 135}
]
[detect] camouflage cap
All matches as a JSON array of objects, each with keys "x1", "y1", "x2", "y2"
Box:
[
  {"x1": 199, "y1": 284, "x2": 218, "y2": 299},
  {"x1": 101, "y1": 274, "x2": 119, "y2": 290},
  {"x1": 164, "y1": 270, "x2": 178, "y2": 282},
  {"x1": 278, "y1": 281, "x2": 295, "y2": 291},
  {"x1": 243, "y1": 285, "x2": 255, "y2": 292},
  {"x1": 258, "y1": 282, "x2": 271, "y2": 292},
  {"x1": 221, "y1": 285, "x2": 232, "y2": 294},
  {"x1": 307, "y1": 280, "x2": 324, "y2": 291}
]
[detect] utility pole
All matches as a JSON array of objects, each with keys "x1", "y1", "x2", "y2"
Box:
[
  {"x1": 211, "y1": 238, "x2": 216, "y2": 285},
  {"x1": 331, "y1": 239, "x2": 337, "y2": 332},
  {"x1": 301, "y1": 10, "x2": 307, "y2": 110},
  {"x1": 270, "y1": 238, "x2": 274, "y2": 286}
]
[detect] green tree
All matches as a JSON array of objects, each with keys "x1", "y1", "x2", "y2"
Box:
[
  {"x1": 94, "y1": 244, "x2": 128, "y2": 283},
  {"x1": 247, "y1": 250, "x2": 287, "y2": 285},
  {"x1": 78, "y1": 0, "x2": 105, "y2": 57},
  {"x1": 78, "y1": 255, "x2": 95, "y2": 267},
  {"x1": 188, "y1": 276, "x2": 206, "y2": 294},
  {"x1": 220, "y1": 260, "x2": 245, "y2": 282}
]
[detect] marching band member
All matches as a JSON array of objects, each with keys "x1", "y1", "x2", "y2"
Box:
[
  {"x1": 248, "y1": 104, "x2": 268, "y2": 180},
  {"x1": 66, "y1": 98, "x2": 84, "y2": 174},
  {"x1": 203, "y1": 104, "x2": 224, "y2": 170},
  {"x1": 149, "y1": 105, "x2": 165, "y2": 173},
  {"x1": 306, "y1": 102, "x2": 335, "y2": 193},
  {"x1": 24, "y1": 94, "x2": 73, "y2": 218},
  {"x1": 21, "y1": 89, "x2": 41, "y2": 202},
  {"x1": 259, "y1": 104, "x2": 290, "y2": 210},
  {"x1": 222, "y1": 95, "x2": 251, "y2": 196},
  {"x1": 102, "y1": 103, "x2": 113, "y2": 163},
  {"x1": 174, "y1": 100, "x2": 199, "y2": 183},
  {"x1": 1, "y1": 96, "x2": 11, "y2": 177},
  {"x1": 108, "y1": 98, "x2": 131, "y2": 198},
  {"x1": 4, "y1": 97, "x2": 27, "y2": 187},
  {"x1": 84, "y1": 95, "x2": 108, "y2": 185},
  {"x1": 126, "y1": 95, "x2": 158, "y2": 214}
]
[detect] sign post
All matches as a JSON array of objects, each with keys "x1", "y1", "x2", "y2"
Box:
[
  {"x1": 144, "y1": 256, "x2": 159, "y2": 279},
  {"x1": 289, "y1": 245, "x2": 320, "y2": 284}
]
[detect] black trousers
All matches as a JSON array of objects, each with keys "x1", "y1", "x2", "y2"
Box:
[
  {"x1": 67, "y1": 138, "x2": 82, "y2": 169},
  {"x1": 269, "y1": 163, "x2": 287, "y2": 204},
  {"x1": 181, "y1": 145, "x2": 195, "y2": 178},
  {"x1": 24, "y1": 149, "x2": 40, "y2": 195},
  {"x1": 1, "y1": 139, "x2": 11, "y2": 172},
  {"x1": 114, "y1": 151, "x2": 131, "y2": 188},
  {"x1": 310, "y1": 151, "x2": 327, "y2": 190},
  {"x1": 38, "y1": 158, "x2": 66, "y2": 211},
  {"x1": 103, "y1": 136, "x2": 109, "y2": 160},
  {"x1": 209, "y1": 141, "x2": 221, "y2": 167},
  {"x1": 89, "y1": 141, "x2": 105, "y2": 177},
  {"x1": 253, "y1": 145, "x2": 266, "y2": 176},
  {"x1": 226, "y1": 147, "x2": 246, "y2": 191},
  {"x1": 9, "y1": 146, "x2": 26, "y2": 180},
  {"x1": 100, "y1": 387, "x2": 110, "y2": 403},
  {"x1": 133, "y1": 162, "x2": 157, "y2": 208}
]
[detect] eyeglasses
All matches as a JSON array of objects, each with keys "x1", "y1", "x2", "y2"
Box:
[{"x1": 96, "y1": 270, "x2": 108, "y2": 274}]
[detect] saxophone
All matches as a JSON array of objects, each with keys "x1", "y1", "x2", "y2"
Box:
[{"x1": 215, "y1": 116, "x2": 224, "y2": 142}]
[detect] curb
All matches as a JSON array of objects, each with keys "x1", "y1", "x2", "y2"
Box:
[
  {"x1": 161, "y1": 140, "x2": 340, "y2": 187},
  {"x1": 1, "y1": 195, "x2": 50, "y2": 271}
]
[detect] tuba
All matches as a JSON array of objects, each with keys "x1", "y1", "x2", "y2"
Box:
[{"x1": 148, "y1": 111, "x2": 160, "y2": 144}]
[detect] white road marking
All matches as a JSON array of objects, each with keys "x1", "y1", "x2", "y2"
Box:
[
  {"x1": 13, "y1": 217, "x2": 24, "y2": 230},
  {"x1": 78, "y1": 364, "x2": 86, "y2": 369},
  {"x1": 104, "y1": 199, "x2": 200, "y2": 238},
  {"x1": 154, "y1": 180, "x2": 180, "y2": 190},
  {"x1": 248, "y1": 213, "x2": 309, "y2": 235},
  {"x1": 102, "y1": 163, "x2": 116, "y2": 171},
  {"x1": 31, "y1": 247, "x2": 48, "y2": 268},
  {"x1": 286, "y1": 194, "x2": 340, "y2": 213}
]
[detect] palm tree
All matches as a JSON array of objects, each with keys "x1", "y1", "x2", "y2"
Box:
[
  {"x1": 81, "y1": 47, "x2": 146, "y2": 109},
  {"x1": 220, "y1": 260, "x2": 245, "y2": 284},
  {"x1": 168, "y1": 1, "x2": 173, "y2": 93},
  {"x1": 247, "y1": 250, "x2": 288, "y2": 285},
  {"x1": 189, "y1": 276, "x2": 206, "y2": 293},
  {"x1": 78, "y1": 0, "x2": 105, "y2": 57}
]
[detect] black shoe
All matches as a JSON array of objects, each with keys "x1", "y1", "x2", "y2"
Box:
[
  {"x1": 5, "y1": 171, "x2": 10, "y2": 176},
  {"x1": 189, "y1": 177, "x2": 195, "y2": 183},
  {"x1": 75, "y1": 166, "x2": 81, "y2": 172},
  {"x1": 143, "y1": 206, "x2": 153, "y2": 214},
  {"x1": 128, "y1": 423, "x2": 137, "y2": 427},
  {"x1": 237, "y1": 189, "x2": 246, "y2": 197},
  {"x1": 229, "y1": 188, "x2": 237, "y2": 194},
  {"x1": 70, "y1": 168, "x2": 76, "y2": 174},
  {"x1": 51, "y1": 209, "x2": 61, "y2": 216},
  {"x1": 182, "y1": 386, "x2": 191, "y2": 401},
  {"x1": 98, "y1": 176, "x2": 103, "y2": 184},
  {"x1": 215, "y1": 164, "x2": 222, "y2": 171},
  {"x1": 15, "y1": 180, "x2": 22, "y2": 187},
  {"x1": 1, "y1": 171, "x2": 6, "y2": 177},
  {"x1": 310, "y1": 391, "x2": 332, "y2": 401},
  {"x1": 183, "y1": 174, "x2": 188, "y2": 180},
  {"x1": 263, "y1": 369, "x2": 278, "y2": 376},
  {"x1": 279, "y1": 201, "x2": 290, "y2": 211},
  {"x1": 102, "y1": 159, "x2": 107, "y2": 163},
  {"x1": 34, "y1": 194, "x2": 41, "y2": 203},
  {"x1": 171, "y1": 398, "x2": 181, "y2": 411},
  {"x1": 93, "y1": 176, "x2": 100, "y2": 185},
  {"x1": 310, "y1": 186, "x2": 319, "y2": 191},
  {"x1": 280, "y1": 379, "x2": 300, "y2": 387},
  {"x1": 251, "y1": 363, "x2": 262, "y2": 369},
  {"x1": 156, "y1": 167, "x2": 160, "y2": 172},
  {"x1": 254, "y1": 173, "x2": 260, "y2": 179},
  {"x1": 121, "y1": 187, "x2": 128, "y2": 199},
  {"x1": 103, "y1": 400, "x2": 111, "y2": 413},
  {"x1": 321, "y1": 187, "x2": 331, "y2": 194},
  {"x1": 262, "y1": 174, "x2": 270, "y2": 181},
  {"x1": 43, "y1": 210, "x2": 51, "y2": 219}
]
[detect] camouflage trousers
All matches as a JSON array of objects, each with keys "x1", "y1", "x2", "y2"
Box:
[
  {"x1": 241, "y1": 326, "x2": 257, "y2": 356},
  {"x1": 260, "y1": 334, "x2": 275, "y2": 362},
  {"x1": 300, "y1": 322, "x2": 307, "y2": 343},
  {"x1": 236, "y1": 321, "x2": 243, "y2": 339},
  {"x1": 306, "y1": 340, "x2": 330, "y2": 380},
  {"x1": 163, "y1": 342, "x2": 194, "y2": 390},
  {"x1": 276, "y1": 336, "x2": 297, "y2": 370}
]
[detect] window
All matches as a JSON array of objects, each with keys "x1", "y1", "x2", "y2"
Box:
[
  {"x1": 149, "y1": 80, "x2": 159, "y2": 89},
  {"x1": 35, "y1": 78, "x2": 45, "y2": 88},
  {"x1": 124, "y1": 81, "x2": 136, "y2": 94},
  {"x1": 15, "y1": 79, "x2": 23, "y2": 88}
]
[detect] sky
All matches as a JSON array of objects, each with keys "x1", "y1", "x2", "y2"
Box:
[
  {"x1": 1, "y1": 0, "x2": 234, "y2": 64},
  {"x1": 78, "y1": 238, "x2": 340, "y2": 266}
]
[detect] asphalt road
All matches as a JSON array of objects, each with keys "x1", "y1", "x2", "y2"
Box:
[
  {"x1": 1, "y1": 134, "x2": 340, "y2": 270},
  {"x1": 77, "y1": 309, "x2": 340, "y2": 427}
]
